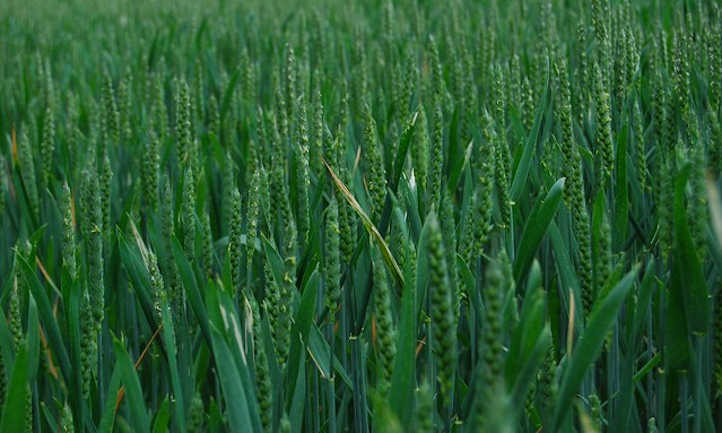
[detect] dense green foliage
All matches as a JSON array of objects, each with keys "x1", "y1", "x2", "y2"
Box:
[{"x1": 1, "y1": 0, "x2": 721, "y2": 432}]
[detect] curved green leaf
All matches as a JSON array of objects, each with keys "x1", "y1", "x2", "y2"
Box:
[
  {"x1": 98, "y1": 364, "x2": 123, "y2": 433},
  {"x1": 513, "y1": 178, "x2": 565, "y2": 283},
  {"x1": 673, "y1": 164, "x2": 711, "y2": 335},
  {"x1": 17, "y1": 256, "x2": 71, "y2": 385},
  {"x1": 160, "y1": 298, "x2": 185, "y2": 432},
  {"x1": 208, "y1": 323, "x2": 256, "y2": 433},
  {"x1": 0, "y1": 344, "x2": 30, "y2": 433},
  {"x1": 551, "y1": 265, "x2": 639, "y2": 432},
  {"x1": 389, "y1": 256, "x2": 416, "y2": 430},
  {"x1": 113, "y1": 337, "x2": 151, "y2": 433},
  {"x1": 26, "y1": 293, "x2": 40, "y2": 381}
]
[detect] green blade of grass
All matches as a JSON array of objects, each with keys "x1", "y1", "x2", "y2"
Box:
[
  {"x1": 26, "y1": 292, "x2": 40, "y2": 381},
  {"x1": 388, "y1": 256, "x2": 416, "y2": 430},
  {"x1": 307, "y1": 325, "x2": 353, "y2": 388},
  {"x1": 208, "y1": 322, "x2": 257, "y2": 433},
  {"x1": 151, "y1": 398, "x2": 170, "y2": 433},
  {"x1": 98, "y1": 363, "x2": 123, "y2": 433},
  {"x1": 160, "y1": 298, "x2": 185, "y2": 432},
  {"x1": 17, "y1": 255, "x2": 72, "y2": 386},
  {"x1": 113, "y1": 337, "x2": 151, "y2": 433},
  {"x1": 506, "y1": 266, "x2": 547, "y2": 386},
  {"x1": 513, "y1": 177, "x2": 565, "y2": 284},
  {"x1": 0, "y1": 344, "x2": 30, "y2": 433},
  {"x1": 673, "y1": 163, "x2": 711, "y2": 335},
  {"x1": 170, "y1": 237, "x2": 212, "y2": 346},
  {"x1": 551, "y1": 264, "x2": 639, "y2": 432},
  {"x1": 287, "y1": 268, "x2": 319, "y2": 407}
]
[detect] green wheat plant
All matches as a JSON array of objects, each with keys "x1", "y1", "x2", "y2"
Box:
[{"x1": 0, "y1": 0, "x2": 720, "y2": 432}]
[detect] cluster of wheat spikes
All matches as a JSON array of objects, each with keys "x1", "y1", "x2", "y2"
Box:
[{"x1": 1, "y1": 0, "x2": 722, "y2": 432}]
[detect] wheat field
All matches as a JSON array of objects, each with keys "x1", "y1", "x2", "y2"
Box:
[{"x1": 0, "y1": 0, "x2": 721, "y2": 432}]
